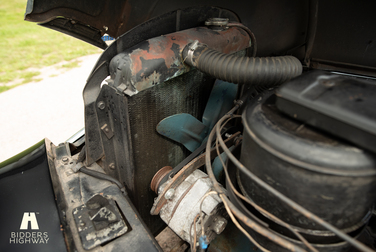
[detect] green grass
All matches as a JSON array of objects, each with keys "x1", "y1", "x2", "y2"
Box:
[
  {"x1": 0, "y1": 0, "x2": 102, "y2": 88},
  {"x1": 0, "y1": 85, "x2": 13, "y2": 93},
  {"x1": 60, "y1": 60, "x2": 80, "y2": 69}
]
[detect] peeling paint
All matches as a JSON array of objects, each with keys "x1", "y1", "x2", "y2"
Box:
[{"x1": 109, "y1": 26, "x2": 250, "y2": 96}]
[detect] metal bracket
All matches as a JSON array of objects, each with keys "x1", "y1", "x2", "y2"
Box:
[
  {"x1": 205, "y1": 18, "x2": 229, "y2": 29},
  {"x1": 101, "y1": 124, "x2": 114, "y2": 139},
  {"x1": 73, "y1": 194, "x2": 129, "y2": 250}
]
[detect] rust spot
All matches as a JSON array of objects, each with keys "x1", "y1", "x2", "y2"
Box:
[
  {"x1": 151, "y1": 166, "x2": 173, "y2": 193},
  {"x1": 129, "y1": 27, "x2": 250, "y2": 78}
]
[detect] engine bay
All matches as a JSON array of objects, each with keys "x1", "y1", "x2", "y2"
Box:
[{"x1": 1, "y1": 2, "x2": 376, "y2": 252}]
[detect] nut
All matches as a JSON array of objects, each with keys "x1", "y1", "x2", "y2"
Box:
[
  {"x1": 97, "y1": 101, "x2": 106, "y2": 110},
  {"x1": 164, "y1": 189, "x2": 175, "y2": 200},
  {"x1": 62, "y1": 157, "x2": 69, "y2": 163},
  {"x1": 109, "y1": 163, "x2": 115, "y2": 170}
]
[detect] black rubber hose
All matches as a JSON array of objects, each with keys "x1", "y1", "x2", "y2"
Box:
[{"x1": 183, "y1": 43, "x2": 302, "y2": 88}]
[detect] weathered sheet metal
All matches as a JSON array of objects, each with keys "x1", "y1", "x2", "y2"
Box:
[{"x1": 108, "y1": 26, "x2": 250, "y2": 96}]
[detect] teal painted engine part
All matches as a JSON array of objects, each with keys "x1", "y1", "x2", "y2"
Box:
[{"x1": 156, "y1": 80, "x2": 238, "y2": 152}]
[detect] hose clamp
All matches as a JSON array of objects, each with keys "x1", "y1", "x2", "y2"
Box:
[
  {"x1": 186, "y1": 40, "x2": 208, "y2": 67},
  {"x1": 187, "y1": 40, "x2": 200, "y2": 67}
]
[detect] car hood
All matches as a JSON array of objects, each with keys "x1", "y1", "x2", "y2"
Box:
[
  {"x1": 24, "y1": 0, "x2": 166, "y2": 49},
  {"x1": 24, "y1": 0, "x2": 376, "y2": 78}
]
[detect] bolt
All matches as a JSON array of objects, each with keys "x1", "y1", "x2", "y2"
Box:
[
  {"x1": 105, "y1": 128, "x2": 109, "y2": 133},
  {"x1": 224, "y1": 133, "x2": 232, "y2": 138},
  {"x1": 109, "y1": 163, "x2": 115, "y2": 170},
  {"x1": 97, "y1": 101, "x2": 106, "y2": 110},
  {"x1": 79, "y1": 221, "x2": 85, "y2": 227},
  {"x1": 212, "y1": 216, "x2": 227, "y2": 234},
  {"x1": 62, "y1": 157, "x2": 69, "y2": 163},
  {"x1": 164, "y1": 188, "x2": 175, "y2": 200}
]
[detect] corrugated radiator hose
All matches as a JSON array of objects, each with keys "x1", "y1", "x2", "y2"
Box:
[{"x1": 182, "y1": 41, "x2": 302, "y2": 88}]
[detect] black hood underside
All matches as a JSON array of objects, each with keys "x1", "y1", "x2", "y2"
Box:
[{"x1": 25, "y1": 0, "x2": 376, "y2": 77}]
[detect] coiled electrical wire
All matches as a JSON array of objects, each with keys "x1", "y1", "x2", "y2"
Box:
[
  {"x1": 220, "y1": 192, "x2": 270, "y2": 252},
  {"x1": 205, "y1": 102, "x2": 307, "y2": 252},
  {"x1": 206, "y1": 100, "x2": 374, "y2": 252},
  {"x1": 190, "y1": 213, "x2": 200, "y2": 252},
  {"x1": 216, "y1": 116, "x2": 318, "y2": 252}
]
